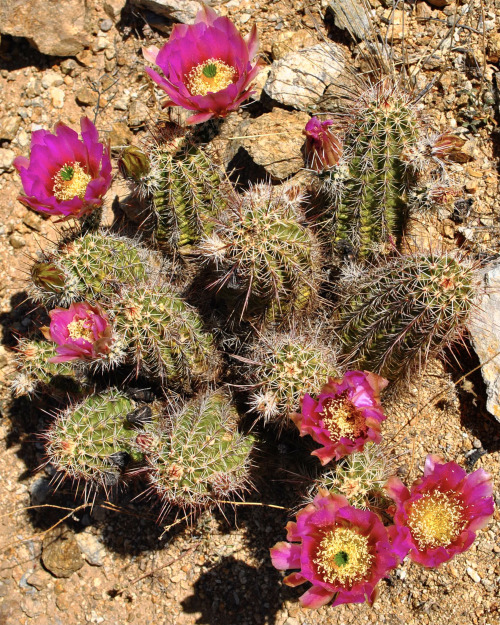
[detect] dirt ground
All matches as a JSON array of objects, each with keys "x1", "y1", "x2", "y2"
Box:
[{"x1": 0, "y1": 0, "x2": 499, "y2": 624}]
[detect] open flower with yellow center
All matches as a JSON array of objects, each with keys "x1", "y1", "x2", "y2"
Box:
[
  {"x1": 270, "y1": 491, "x2": 399, "y2": 608},
  {"x1": 386, "y1": 455, "x2": 494, "y2": 567},
  {"x1": 291, "y1": 371, "x2": 388, "y2": 464},
  {"x1": 14, "y1": 117, "x2": 112, "y2": 219},
  {"x1": 143, "y1": 6, "x2": 260, "y2": 124},
  {"x1": 43, "y1": 302, "x2": 113, "y2": 363}
]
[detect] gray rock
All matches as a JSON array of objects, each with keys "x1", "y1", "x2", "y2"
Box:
[
  {"x1": 75, "y1": 532, "x2": 106, "y2": 566},
  {"x1": 327, "y1": 0, "x2": 372, "y2": 40},
  {"x1": 0, "y1": 147, "x2": 15, "y2": 172},
  {"x1": 29, "y1": 478, "x2": 52, "y2": 506},
  {"x1": 468, "y1": 262, "x2": 500, "y2": 423},
  {"x1": 0, "y1": 0, "x2": 90, "y2": 57},
  {"x1": 42, "y1": 527, "x2": 84, "y2": 578},
  {"x1": 130, "y1": 0, "x2": 200, "y2": 23},
  {"x1": 128, "y1": 100, "x2": 149, "y2": 127},
  {"x1": 238, "y1": 109, "x2": 309, "y2": 180},
  {"x1": 100, "y1": 18, "x2": 113, "y2": 32},
  {"x1": 263, "y1": 44, "x2": 345, "y2": 111}
]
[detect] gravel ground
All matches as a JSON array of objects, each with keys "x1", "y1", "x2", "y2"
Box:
[{"x1": 0, "y1": 0, "x2": 499, "y2": 624}]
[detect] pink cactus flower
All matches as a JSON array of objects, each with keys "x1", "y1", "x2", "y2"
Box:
[
  {"x1": 14, "y1": 117, "x2": 112, "y2": 220},
  {"x1": 43, "y1": 302, "x2": 113, "y2": 363},
  {"x1": 386, "y1": 455, "x2": 495, "y2": 567},
  {"x1": 270, "y1": 491, "x2": 399, "y2": 608},
  {"x1": 291, "y1": 371, "x2": 388, "y2": 464},
  {"x1": 303, "y1": 117, "x2": 343, "y2": 172},
  {"x1": 143, "y1": 6, "x2": 260, "y2": 124}
]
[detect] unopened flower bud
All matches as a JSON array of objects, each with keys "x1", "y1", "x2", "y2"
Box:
[
  {"x1": 31, "y1": 262, "x2": 66, "y2": 293},
  {"x1": 303, "y1": 117, "x2": 343, "y2": 172},
  {"x1": 118, "y1": 146, "x2": 151, "y2": 181}
]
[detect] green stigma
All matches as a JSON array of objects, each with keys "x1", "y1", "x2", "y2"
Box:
[
  {"x1": 202, "y1": 63, "x2": 217, "y2": 78},
  {"x1": 60, "y1": 165, "x2": 75, "y2": 181},
  {"x1": 334, "y1": 551, "x2": 349, "y2": 567}
]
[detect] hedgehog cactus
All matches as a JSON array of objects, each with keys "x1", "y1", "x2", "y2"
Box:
[
  {"x1": 310, "y1": 444, "x2": 393, "y2": 511},
  {"x1": 247, "y1": 329, "x2": 339, "y2": 426},
  {"x1": 146, "y1": 390, "x2": 254, "y2": 512},
  {"x1": 12, "y1": 339, "x2": 84, "y2": 397},
  {"x1": 199, "y1": 183, "x2": 321, "y2": 323},
  {"x1": 318, "y1": 84, "x2": 421, "y2": 258},
  {"x1": 335, "y1": 253, "x2": 479, "y2": 380},
  {"x1": 30, "y1": 231, "x2": 156, "y2": 307},
  {"x1": 111, "y1": 282, "x2": 218, "y2": 388},
  {"x1": 120, "y1": 127, "x2": 229, "y2": 256},
  {"x1": 44, "y1": 389, "x2": 157, "y2": 492}
]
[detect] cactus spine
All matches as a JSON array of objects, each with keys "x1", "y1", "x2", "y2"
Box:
[
  {"x1": 30, "y1": 231, "x2": 156, "y2": 307},
  {"x1": 44, "y1": 389, "x2": 156, "y2": 491},
  {"x1": 322, "y1": 85, "x2": 420, "y2": 258},
  {"x1": 247, "y1": 330, "x2": 339, "y2": 426},
  {"x1": 146, "y1": 391, "x2": 254, "y2": 512},
  {"x1": 199, "y1": 183, "x2": 321, "y2": 323},
  {"x1": 335, "y1": 253, "x2": 479, "y2": 380}
]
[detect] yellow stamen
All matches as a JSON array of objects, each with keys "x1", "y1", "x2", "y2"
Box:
[
  {"x1": 53, "y1": 161, "x2": 91, "y2": 201},
  {"x1": 407, "y1": 491, "x2": 465, "y2": 549},
  {"x1": 315, "y1": 526, "x2": 373, "y2": 587},
  {"x1": 321, "y1": 391, "x2": 366, "y2": 441},
  {"x1": 67, "y1": 318, "x2": 94, "y2": 342},
  {"x1": 186, "y1": 58, "x2": 236, "y2": 96}
]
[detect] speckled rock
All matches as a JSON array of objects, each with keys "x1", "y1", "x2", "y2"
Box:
[
  {"x1": 42, "y1": 527, "x2": 84, "y2": 578},
  {"x1": 469, "y1": 262, "x2": 500, "y2": 423},
  {"x1": 263, "y1": 44, "x2": 345, "y2": 111},
  {"x1": 130, "y1": 0, "x2": 199, "y2": 23},
  {"x1": 238, "y1": 109, "x2": 309, "y2": 180}
]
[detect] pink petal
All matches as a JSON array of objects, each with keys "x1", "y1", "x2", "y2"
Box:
[
  {"x1": 299, "y1": 585, "x2": 335, "y2": 609},
  {"x1": 269, "y1": 542, "x2": 301, "y2": 571}
]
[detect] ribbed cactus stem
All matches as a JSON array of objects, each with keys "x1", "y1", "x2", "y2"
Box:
[
  {"x1": 44, "y1": 389, "x2": 157, "y2": 491},
  {"x1": 335, "y1": 253, "x2": 479, "y2": 380},
  {"x1": 323, "y1": 86, "x2": 420, "y2": 258},
  {"x1": 146, "y1": 391, "x2": 254, "y2": 512}
]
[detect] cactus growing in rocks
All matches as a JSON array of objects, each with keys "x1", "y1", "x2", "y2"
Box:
[
  {"x1": 198, "y1": 183, "x2": 322, "y2": 324},
  {"x1": 43, "y1": 389, "x2": 158, "y2": 493},
  {"x1": 335, "y1": 252, "x2": 480, "y2": 380},
  {"x1": 146, "y1": 390, "x2": 255, "y2": 513},
  {"x1": 111, "y1": 282, "x2": 218, "y2": 388},
  {"x1": 309, "y1": 444, "x2": 394, "y2": 511},
  {"x1": 246, "y1": 328, "x2": 339, "y2": 427},
  {"x1": 29, "y1": 231, "x2": 158, "y2": 307},
  {"x1": 119, "y1": 125, "x2": 230, "y2": 256}
]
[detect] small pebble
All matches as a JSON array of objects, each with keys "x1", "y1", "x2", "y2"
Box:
[
  {"x1": 466, "y1": 567, "x2": 481, "y2": 583},
  {"x1": 100, "y1": 18, "x2": 113, "y2": 32},
  {"x1": 9, "y1": 233, "x2": 26, "y2": 249}
]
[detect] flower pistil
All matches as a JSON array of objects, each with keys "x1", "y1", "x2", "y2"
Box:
[
  {"x1": 407, "y1": 491, "x2": 465, "y2": 549},
  {"x1": 315, "y1": 526, "x2": 373, "y2": 586},
  {"x1": 321, "y1": 391, "x2": 367, "y2": 441},
  {"x1": 53, "y1": 161, "x2": 91, "y2": 201},
  {"x1": 187, "y1": 58, "x2": 236, "y2": 96}
]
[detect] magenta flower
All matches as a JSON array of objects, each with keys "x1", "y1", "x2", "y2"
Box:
[
  {"x1": 14, "y1": 117, "x2": 112, "y2": 220},
  {"x1": 386, "y1": 455, "x2": 495, "y2": 567},
  {"x1": 143, "y1": 6, "x2": 260, "y2": 124},
  {"x1": 270, "y1": 491, "x2": 398, "y2": 608},
  {"x1": 303, "y1": 117, "x2": 343, "y2": 172},
  {"x1": 43, "y1": 302, "x2": 113, "y2": 363},
  {"x1": 291, "y1": 371, "x2": 388, "y2": 465}
]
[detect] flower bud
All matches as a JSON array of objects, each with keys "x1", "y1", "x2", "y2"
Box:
[
  {"x1": 303, "y1": 117, "x2": 343, "y2": 172},
  {"x1": 31, "y1": 262, "x2": 66, "y2": 293},
  {"x1": 118, "y1": 147, "x2": 151, "y2": 181}
]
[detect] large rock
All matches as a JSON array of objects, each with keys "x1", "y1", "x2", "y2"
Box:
[
  {"x1": 238, "y1": 109, "x2": 309, "y2": 180},
  {"x1": 263, "y1": 44, "x2": 345, "y2": 111},
  {"x1": 129, "y1": 0, "x2": 200, "y2": 23},
  {"x1": 0, "y1": 0, "x2": 90, "y2": 57},
  {"x1": 468, "y1": 263, "x2": 500, "y2": 424},
  {"x1": 42, "y1": 527, "x2": 84, "y2": 578}
]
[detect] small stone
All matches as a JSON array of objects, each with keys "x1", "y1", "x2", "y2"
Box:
[
  {"x1": 108, "y1": 122, "x2": 133, "y2": 147},
  {"x1": 75, "y1": 533, "x2": 106, "y2": 566},
  {"x1": 26, "y1": 570, "x2": 51, "y2": 591},
  {"x1": 76, "y1": 49, "x2": 94, "y2": 67},
  {"x1": 9, "y1": 233, "x2": 26, "y2": 249},
  {"x1": 42, "y1": 527, "x2": 84, "y2": 578},
  {"x1": 466, "y1": 567, "x2": 481, "y2": 583},
  {"x1": 41, "y1": 71, "x2": 63, "y2": 89},
  {"x1": 60, "y1": 59, "x2": 78, "y2": 75},
  {"x1": 0, "y1": 147, "x2": 15, "y2": 172},
  {"x1": 75, "y1": 86, "x2": 98, "y2": 107},
  {"x1": 17, "y1": 129, "x2": 30, "y2": 147},
  {"x1": 49, "y1": 86, "x2": 65, "y2": 109},
  {"x1": 100, "y1": 18, "x2": 113, "y2": 32},
  {"x1": 127, "y1": 100, "x2": 149, "y2": 127},
  {"x1": 113, "y1": 95, "x2": 130, "y2": 111},
  {"x1": 0, "y1": 115, "x2": 20, "y2": 141},
  {"x1": 93, "y1": 36, "x2": 108, "y2": 52}
]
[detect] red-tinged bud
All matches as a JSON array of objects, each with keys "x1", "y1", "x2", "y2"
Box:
[
  {"x1": 118, "y1": 146, "x2": 151, "y2": 181},
  {"x1": 431, "y1": 133, "x2": 469, "y2": 163},
  {"x1": 303, "y1": 117, "x2": 343, "y2": 172}
]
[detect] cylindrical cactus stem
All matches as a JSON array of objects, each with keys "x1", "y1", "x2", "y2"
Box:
[
  {"x1": 43, "y1": 389, "x2": 160, "y2": 494},
  {"x1": 198, "y1": 183, "x2": 322, "y2": 324},
  {"x1": 11, "y1": 339, "x2": 85, "y2": 397},
  {"x1": 146, "y1": 390, "x2": 255, "y2": 513},
  {"x1": 309, "y1": 444, "x2": 394, "y2": 511},
  {"x1": 245, "y1": 327, "x2": 339, "y2": 427},
  {"x1": 320, "y1": 84, "x2": 421, "y2": 258},
  {"x1": 29, "y1": 230, "x2": 160, "y2": 307},
  {"x1": 335, "y1": 252, "x2": 480, "y2": 380},
  {"x1": 111, "y1": 282, "x2": 219, "y2": 388}
]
